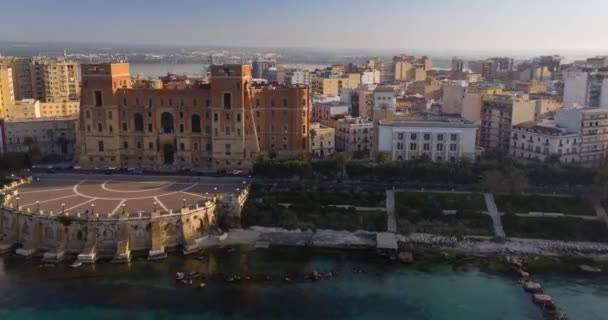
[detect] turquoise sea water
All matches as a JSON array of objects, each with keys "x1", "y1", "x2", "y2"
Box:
[{"x1": 0, "y1": 247, "x2": 602, "y2": 320}]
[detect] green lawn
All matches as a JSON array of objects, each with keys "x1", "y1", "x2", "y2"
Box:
[
  {"x1": 495, "y1": 194, "x2": 596, "y2": 216},
  {"x1": 394, "y1": 192, "x2": 492, "y2": 236},
  {"x1": 395, "y1": 192, "x2": 487, "y2": 211},
  {"x1": 502, "y1": 214, "x2": 608, "y2": 242}
]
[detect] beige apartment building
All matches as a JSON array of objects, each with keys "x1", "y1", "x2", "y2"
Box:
[
  {"x1": 0, "y1": 57, "x2": 80, "y2": 102},
  {"x1": 0, "y1": 66, "x2": 15, "y2": 118},
  {"x1": 309, "y1": 122, "x2": 335, "y2": 159},
  {"x1": 3, "y1": 98, "x2": 79, "y2": 119},
  {"x1": 479, "y1": 93, "x2": 536, "y2": 150}
]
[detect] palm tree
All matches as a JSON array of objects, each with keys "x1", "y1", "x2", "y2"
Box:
[{"x1": 334, "y1": 152, "x2": 351, "y2": 178}]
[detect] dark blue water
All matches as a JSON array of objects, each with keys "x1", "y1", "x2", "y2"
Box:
[{"x1": 0, "y1": 247, "x2": 591, "y2": 320}]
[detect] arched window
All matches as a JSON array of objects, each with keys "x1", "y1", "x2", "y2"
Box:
[
  {"x1": 161, "y1": 112, "x2": 174, "y2": 133},
  {"x1": 191, "y1": 114, "x2": 201, "y2": 133},
  {"x1": 134, "y1": 113, "x2": 144, "y2": 132}
]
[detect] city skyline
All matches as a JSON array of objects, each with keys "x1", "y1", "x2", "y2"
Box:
[{"x1": 1, "y1": 0, "x2": 608, "y2": 55}]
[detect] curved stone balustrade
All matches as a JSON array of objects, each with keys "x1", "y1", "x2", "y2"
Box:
[{"x1": 0, "y1": 177, "x2": 250, "y2": 264}]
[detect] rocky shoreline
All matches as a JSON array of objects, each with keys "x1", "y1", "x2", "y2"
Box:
[{"x1": 220, "y1": 227, "x2": 608, "y2": 261}]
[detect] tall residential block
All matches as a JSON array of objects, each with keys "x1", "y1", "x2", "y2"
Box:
[
  {"x1": 480, "y1": 93, "x2": 536, "y2": 150},
  {"x1": 0, "y1": 57, "x2": 80, "y2": 102},
  {"x1": 0, "y1": 66, "x2": 15, "y2": 118}
]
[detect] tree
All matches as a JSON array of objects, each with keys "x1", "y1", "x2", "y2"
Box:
[
  {"x1": 334, "y1": 152, "x2": 352, "y2": 178},
  {"x1": 544, "y1": 154, "x2": 561, "y2": 168},
  {"x1": 481, "y1": 169, "x2": 507, "y2": 194},
  {"x1": 375, "y1": 152, "x2": 390, "y2": 164},
  {"x1": 507, "y1": 167, "x2": 528, "y2": 194}
]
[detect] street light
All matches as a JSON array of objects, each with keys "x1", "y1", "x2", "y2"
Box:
[
  {"x1": 122, "y1": 203, "x2": 126, "y2": 214},
  {"x1": 91, "y1": 204, "x2": 95, "y2": 215},
  {"x1": 213, "y1": 187, "x2": 218, "y2": 198},
  {"x1": 153, "y1": 201, "x2": 157, "y2": 212},
  {"x1": 16, "y1": 196, "x2": 20, "y2": 208},
  {"x1": 61, "y1": 203, "x2": 65, "y2": 214},
  {"x1": 182, "y1": 198, "x2": 187, "y2": 208},
  {"x1": 36, "y1": 201, "x2": 40, "y2": 212}
]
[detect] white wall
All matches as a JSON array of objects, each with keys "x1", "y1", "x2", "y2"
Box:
[
  {"x1": 441, "y1": 82, "x2": 467, "y2": 114},
  {"x1": 600, "y1": 78, "x2": 608, "y2": 109},
  {"x1": 556, "y1": 108, "x2": 583, "y2": 133},
  {"x1": 564, "y1": 72, "x2": 589, "y2": 106}
]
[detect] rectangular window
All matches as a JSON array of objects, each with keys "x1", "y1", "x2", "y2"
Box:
[
  {"x1": 94, "y1": 91, "x2": 102, "y2": 106},
  {"x1": 214, "y1": 113, "x2": 218, "y2": 122},
  {"x1": 449, "y1": 143, "x2": 457, "y2": 151},
  {"x1": 237, "y1": 113, "x2": 241, "y2": 122},
  {"x1": 410, "y1": 143, "x2": 417, "y2": 151},
  {"x1": 437, "y1": 134, "x2": 444, "y2": 141},
  {"x1": 225, "y1": 126, "x2": 231, "y2": 135},
  {"x1": 122, "y1": 122, "x2": 127, "y2": 132},
  {"x1": 423, "y1": 143, "x2": 430, "y2": 151},
  {"x1": 223, "y1": 93, "x2": 232, "y2": 110},
  {"x1": 225, "y1": 144, "x2": 231, "y2": 155},
  {"x1": 108, "y1": 111, "x2": 113, "y2": 120},
  {"x1": 411, "y1": 133, "x2": 417, "y2": 140},
  {"x1": 98, "y1": 141, "x2": 104, "y2": 152},
  {"x1": 437, "y1": 144, "x2": 444, "y2": 151},
  {"x1": 397, "y1": 133, "x2": 404, "y2": 140},
  {"x1": 149, "y1": 142, "x2": 154, "y2": 149},
  {"x1": 450, "y1": 134, "x2": 457, "y2": 141},
  {"x1": 148, "y1": 123, "x2": 153, "y2": 132}
]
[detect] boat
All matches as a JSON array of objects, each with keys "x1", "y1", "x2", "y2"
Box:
[
  {"x1": 199, "y1": 282, "x2": 206, "y2": 288},
  {"x1": 70, "y1": 261, "x2": 83, "y2": 268},
  {"x1": 176, "y1": 272, "x2": 185, "y2": 280}
]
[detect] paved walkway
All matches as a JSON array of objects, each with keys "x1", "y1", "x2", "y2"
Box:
[
  {"x1": 484, "y1": 193, "x2": 506, "y2": 238},
  {"x1": 386, "y1": 189, "x2": 397, "y2": 233},
  {"x1": 594, "y1": 201, "x2": 608, "y2": 231}
]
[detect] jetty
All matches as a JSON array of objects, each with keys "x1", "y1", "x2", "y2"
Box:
[{"x1": 507, "y1": 256, "x2": 568, "y2": 320}]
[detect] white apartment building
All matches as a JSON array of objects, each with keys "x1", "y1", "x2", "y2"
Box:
[
  {"x1": 563, "y1": 71, "x2": 608, "y2": 109},
  {"x1": 510, "y1": 121, "x2": 579, "y2": 164},
  {"x1": 377, "y1": 117, "x2": 478, "y2": 162},
  {"x1": 510, "y1": 106, "x2": 608, "y2": 166}
]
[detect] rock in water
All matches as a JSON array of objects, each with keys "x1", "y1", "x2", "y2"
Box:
[{"x1": 398, "y1": 252, "x2": 414, "y2": 264}]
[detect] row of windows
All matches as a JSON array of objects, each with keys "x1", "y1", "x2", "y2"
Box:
[
  {"x1": 396, "y1": 143, "x2": 459, "y2": 152},
  {"x1": 396, "y1": 133, "x2": 458, "y2": 141}
]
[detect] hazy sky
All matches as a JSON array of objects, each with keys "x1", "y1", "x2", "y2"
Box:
[{"x1": 2, "y1": 0, "x2": 608, "y2": 54}]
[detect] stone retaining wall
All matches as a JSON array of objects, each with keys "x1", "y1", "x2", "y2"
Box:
[{"x1": 0, "y1": 177, "x2": 250, "y2": 263}]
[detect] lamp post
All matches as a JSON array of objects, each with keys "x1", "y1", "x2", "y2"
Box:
[
  {"x1": 205, "y1": 192, "x2": 209, "y2": 200},
  {"x1": 16, "y1": 196, "x2": 20, "y2": 208},
  {"x1": 61, "y1": 203, "x2": 65, "y2": 214},
  {"x1": 182, "y1": 198, "x2": 186, "y2": 208},
  {"x1": 213, "y1": 187, "x2": 218, "y2": 198},
  {"x1": 36, "y1": 201, "x2": 40, "y2": 212},
  {"x1": 91, "y1": 204, "x2": 95, "y2": 215},
  {"x1": 153, "y1": 201, "x2": 157, "y2": 212},
  {"x1": 122, "y1": 203, "x2": 126, "y2": 214}
]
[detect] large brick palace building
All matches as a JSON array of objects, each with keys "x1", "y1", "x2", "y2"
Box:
[{"x1": 78, "y1": 63, "x2": 310, "y2": 169}]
